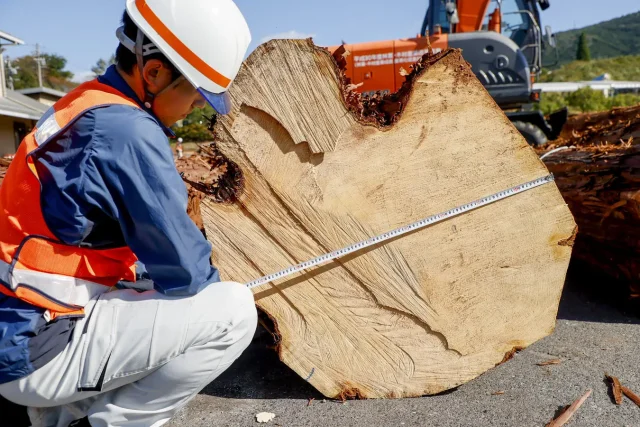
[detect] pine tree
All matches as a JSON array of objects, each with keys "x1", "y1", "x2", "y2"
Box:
[
  {"x1": 576, "y1": 32, "x2": 591, "y2": 61},
  {"x1": 91, "y1": 55, "x2": 116, "y2": 77}
]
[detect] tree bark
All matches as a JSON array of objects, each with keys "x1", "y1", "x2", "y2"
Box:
[{"x1": 181, "y1": 39, "x2": 576, "y2": 399}]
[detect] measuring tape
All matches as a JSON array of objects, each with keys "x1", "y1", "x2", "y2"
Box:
[{"x1": 245, "y1": 174, "x2": 554, "y2": 289}]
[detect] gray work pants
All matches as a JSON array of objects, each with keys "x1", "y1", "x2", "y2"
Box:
[{"x1": 0, "y1": 281, "x2": 257, "y2": 427}]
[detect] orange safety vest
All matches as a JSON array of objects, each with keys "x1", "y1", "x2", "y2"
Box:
[{"x1": 0, "y1": 79, "x2": 141, "y2": 319}]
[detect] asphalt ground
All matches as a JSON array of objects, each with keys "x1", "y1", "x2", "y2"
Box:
[{"x1": 167, "y1": 261, "x2": 640, "y2": 427}]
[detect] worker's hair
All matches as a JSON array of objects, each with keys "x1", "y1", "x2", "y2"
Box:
[{"x1": 115, "y1": 11, "x2": 181, "y2": 80}]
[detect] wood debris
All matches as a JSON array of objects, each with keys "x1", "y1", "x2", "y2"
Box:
[
  {"x1": 492, "y1": 391, "x2": 505, "y2": 395},
  {"x1": 622, "y1": 386, "x2": 640, "y2": 407},
  {"x1": 605, "y1": 374, "x2": 623, "y2": 405},
  {"x1": 175, "y1": 142, "x2": 244, "y2": 204},
  {"x1": 546, "y1": 389, "x2": 592, "y2": 427},
  {"x1": 538, "y1": 105, "x2": 640, "y2": 298},
  {"x1": 536, "y1": 359, "x2": 562, "y2": 366},
  {"x1": 498, "y1": 346, "x2": 525, "y2": 365}
]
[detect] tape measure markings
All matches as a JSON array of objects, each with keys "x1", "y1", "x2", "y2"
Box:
[{"x1": 245, "y1": 174, "x2": 554, "y2": 289}]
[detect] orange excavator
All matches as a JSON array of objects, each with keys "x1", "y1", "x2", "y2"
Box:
[{"x1": 329, "y1": 0, "x2": 566, "y2": 146}]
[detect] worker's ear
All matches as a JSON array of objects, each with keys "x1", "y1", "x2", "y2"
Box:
[{"x1": 142, "y1": 59, "x2": 174, "y2": 94}]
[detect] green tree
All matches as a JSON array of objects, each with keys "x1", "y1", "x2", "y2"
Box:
[
  {"x1": 183, "y1": 104, "x2": 216, "y2": 125},
  {"x1": 566, "y1": 87, "x2": 607, "y2": 112},
  {"x1": 91, "y1": 55, "x2": 116, "y2": 77},
  {"x1": 539, "y1": 90, "x2": 640, "y2": 115},
  {"x1": 538, "y1": 92, "x2": 568, "y2": 115},
  {"x1": 173, "y1": 123, "x2": 212, "y2": 142},
  {"x1": 576, "y1": 32, "x2": 591, "y2": 61},
  {"x1": 43, "y1": 54, "x2": 73, "y2": 80},
  {"x1": 11, "y1": 53, "x2": 76, "y2": 91},
  {"x1": 172, "y1": 104, "x2": 217, "y2": 142},
  {"x1": 605, "y1": 93, "x2": 640, "y2": 109},
  {"x1": 11, "y1": 56, "x2": 39, "y2": 89}
]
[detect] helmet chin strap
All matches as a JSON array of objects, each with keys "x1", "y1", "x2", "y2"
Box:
[
  {"x1": 116, "y1": 25, "x2": 179, "y2": 112},
  {"x1": 135, "y1": 29, "x2": 156, "y2": 109}
]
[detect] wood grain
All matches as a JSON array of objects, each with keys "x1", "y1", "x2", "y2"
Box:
[{"x1": 199, "y1": 39, "x2": 575, "y2": 398}]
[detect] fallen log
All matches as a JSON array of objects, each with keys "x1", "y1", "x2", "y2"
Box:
[
  {"x1": 539, "y1": 105, "x2": 640, "y2": 298},
  {"x1": 182, "y1": 39, "x2": 575, "y2": 398}
]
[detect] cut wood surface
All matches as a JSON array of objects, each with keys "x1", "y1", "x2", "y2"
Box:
[
  {"x1": 539, "y1": 105, "x2": 640, "y2": 298},
  {"x1": 189, "y1": 39, "x2": 575, "y2": 398}
]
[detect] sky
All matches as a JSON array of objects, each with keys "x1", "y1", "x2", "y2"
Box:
[{"x1": 1, "y1": 0, "x2": 638, "y2": 83}]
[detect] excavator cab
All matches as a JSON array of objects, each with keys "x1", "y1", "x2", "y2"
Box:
[
  {"x1": 328, "y1": 0, "x2": 566, "y2": 146},
  {"x1": 424, "y1": 0, "x2": 547, "y2": 74},
  {"x1": 421, "y1": 0, "x2": 565, "y2": 146}
]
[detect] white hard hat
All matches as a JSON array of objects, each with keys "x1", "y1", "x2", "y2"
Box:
[{"x1": 117, "y1": 0, "x2": 251, "y2": 114}]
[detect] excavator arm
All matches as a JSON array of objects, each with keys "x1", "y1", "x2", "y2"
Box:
[
  {"x1": 457, "y1": 0, "x2": 493, "y2": 32},
  {"x1": 422, "y1": 0, "x2": 493, "y2": 36}
]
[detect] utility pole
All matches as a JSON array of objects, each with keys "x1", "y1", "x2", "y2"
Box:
[
  {"x1": 35, "y1": 43, "x2": 43, "y2": 87},
  {"x1": 0, "y1": 53, "x2": 6, "y2": 98}
]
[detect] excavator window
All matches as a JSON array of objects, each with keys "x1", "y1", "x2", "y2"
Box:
[
  {"x1": 427, "y1": 0, "x2": 452, "y2": 34},
  {"x1": 426, "y1": 0, "x2": 537, "y2": 43},
  {"x1": 496, "y1": 0, "x2": 530, "y2": 44}
]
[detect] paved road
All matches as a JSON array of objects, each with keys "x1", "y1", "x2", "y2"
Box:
[{"x1": 168, "y1": 263, "x2": 640, "y2": 427}]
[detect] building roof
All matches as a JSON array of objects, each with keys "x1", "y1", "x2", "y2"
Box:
[
  {"x1": 0, "y1": 30, "x2": 24, "y2": 46},
  {"x1": 0, "y1": 90, "x2": 49, "y2": 120},
  {"x1": 17, "y1": 86, "x2": 68, "y2": 98}
]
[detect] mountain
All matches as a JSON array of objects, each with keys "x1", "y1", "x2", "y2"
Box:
[{"x1": 542, "y1": 11, "x2": 640, "y2": 68}]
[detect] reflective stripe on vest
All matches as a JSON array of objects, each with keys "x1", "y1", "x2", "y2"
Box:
[
  {"x1": 0, "y1": 79, "x2": 142, "y2": 317},
  {"x1": 0, "y1": 258, "x2": 107, "y2": 312}
]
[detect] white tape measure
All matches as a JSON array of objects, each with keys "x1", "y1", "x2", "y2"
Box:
[{"x1": 245, "y1": 174, "x2": 554, "y2": 289}]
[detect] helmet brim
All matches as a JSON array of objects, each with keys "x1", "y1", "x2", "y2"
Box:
[{"x1": 197, "y1": 87, "x2": 232, "y2": 115}]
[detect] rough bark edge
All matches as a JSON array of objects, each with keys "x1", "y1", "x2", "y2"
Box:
[
  {"x1": 558, "y1": 226, "x2": 578, "y2": 247},
  {"x1": 326, "y1": 41, "x2": 462, "y2": 128},
  {"x1": 335, "y1": 383, "x2": 366, "y2": 401},
  {"x1": 176, "y1": 140, "x2": 245, "y2": 204},
  {"x1": 497, "y1": 346, "x2": 525, "y2": 366}
]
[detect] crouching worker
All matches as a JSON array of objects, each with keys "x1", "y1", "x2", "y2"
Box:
[{"x1": 0, "y1": 1, "x2": 257, "y2": 426}]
